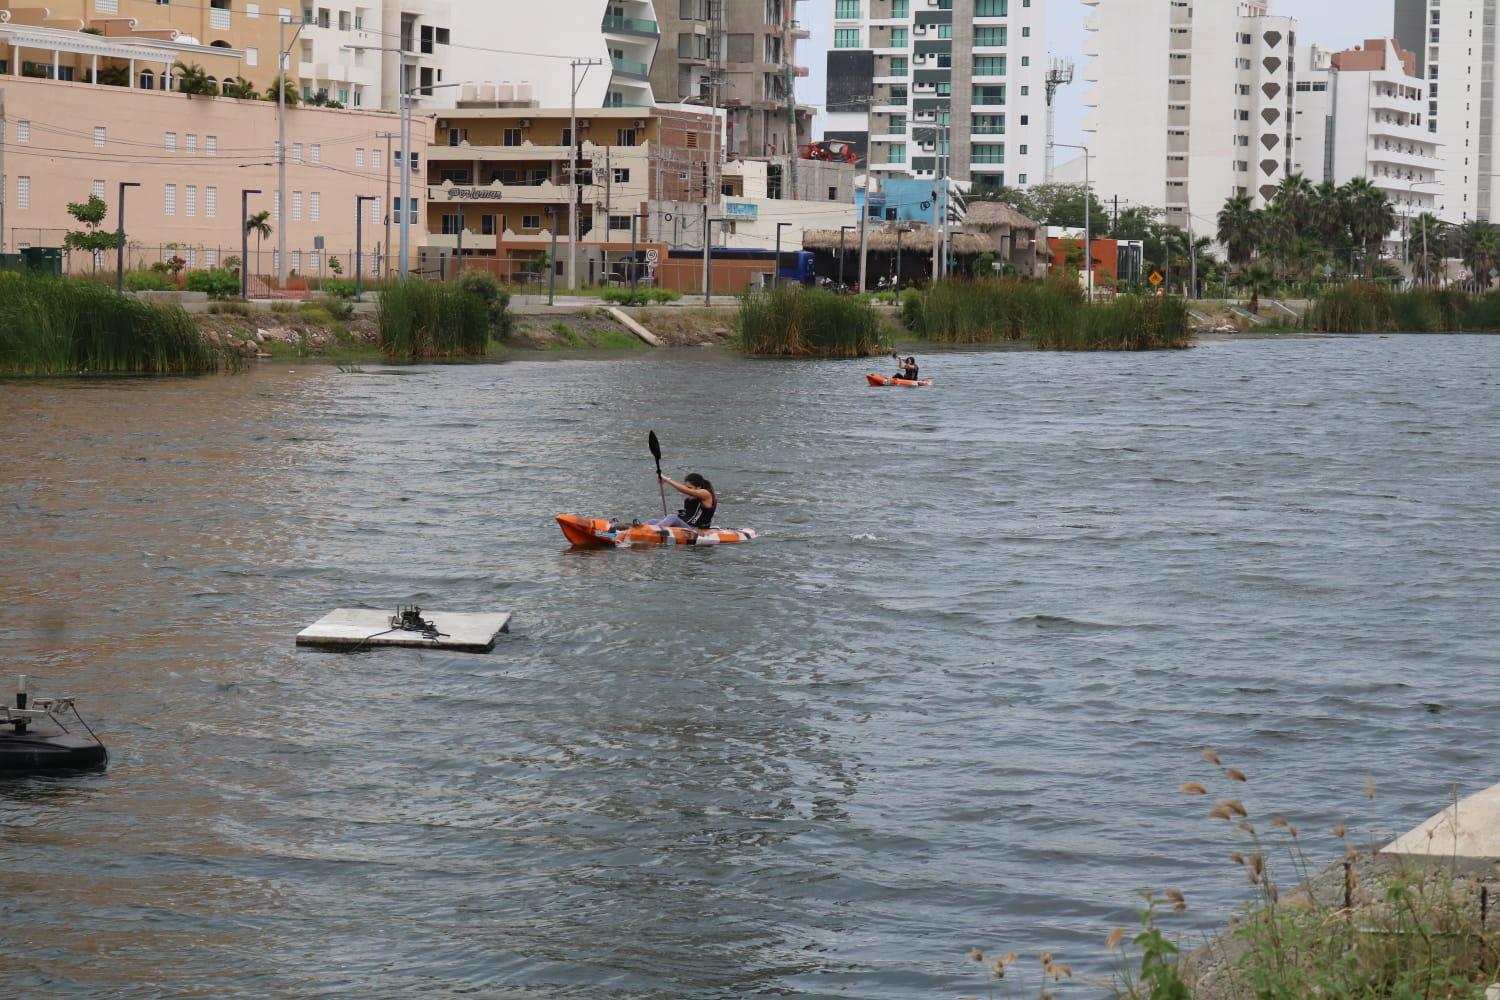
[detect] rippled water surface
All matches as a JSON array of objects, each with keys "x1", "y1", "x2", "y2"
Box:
[{"x1": 2, "y1": 336, "x2": 1499, "y2": 998}]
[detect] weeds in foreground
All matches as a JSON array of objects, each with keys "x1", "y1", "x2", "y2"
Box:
[{"x1": 377, "y1": 279, "x2": 489, "y2": 361}]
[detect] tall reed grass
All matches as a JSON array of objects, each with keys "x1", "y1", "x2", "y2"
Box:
[
  {"x1": 737, "y1": 286, "x2": 885, "y2": 357},
  {"x1": 912, "y1": 280, "x2": 1191, "y2": 350},
  {"x1": 0, "y1": 275, "x2": 229, "y2": 375},
  {"x1": 1308, "y1": 282, "x2": 1500, "y2": 333},
  {"x1": 377, "y1": 279, "x2": 490, "y2": 361}
]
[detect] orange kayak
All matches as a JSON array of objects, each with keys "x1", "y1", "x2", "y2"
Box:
[
  {"x1": 556, "y1": 514, "x2": 757, "y2": 548},
  {"x1": 866, "y1": 374, "x2": 933, "y2": 387}
]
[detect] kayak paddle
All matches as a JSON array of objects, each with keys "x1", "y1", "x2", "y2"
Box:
[{"x1": 649, "y1": 430, "x2": 668, "y2": 518}]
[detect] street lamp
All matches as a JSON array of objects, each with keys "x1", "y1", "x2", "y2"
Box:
[
  {"x1": 1405, "y1": 179, "x2": 1443, "y2": 284},
  {"x1": 356, "y1": 194, "x2": 376, "y2": 299},
  {"x1": 628, "y1": 211, "x2": 651, "y2": 303},
  {"x1": 839, "y1": 224, "x2": 856, "y2": 290},
  {"x1": 775, "y1": 221, "x2": 793, "y2": 288},
  {"x1": 376, "y1": 130, "x2": 398, "y2": 278},
  {"x1": 1050, "y1": 141, "x2": 1091, "y2": 300},
  {"x1": 241, "y1": 188, "x2": 262, "y2": 301},
  {"x1": 115, "y1": 181, "x2": 141, "y2": 294}
]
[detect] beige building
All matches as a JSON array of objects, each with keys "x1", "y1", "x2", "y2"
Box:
[
  {"x1": 423, "y1": 103, "x2": 719, "y2": 285},
  {"x1": 0, "y1": 71, "x2": 428, "y2": 278}
]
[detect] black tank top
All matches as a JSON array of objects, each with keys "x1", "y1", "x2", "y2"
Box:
[{"x1": 681, "y1": 490, "x2": 716, "y2": 528}]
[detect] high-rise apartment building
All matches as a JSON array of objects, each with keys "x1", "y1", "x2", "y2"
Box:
[
  {"x1": 1292, "y1": 39, "x2": 1443, "y2": 238},
  {"x1": 443, "y1": 0, "x2": 660, "y2": 111},
  {"x1": 649, "y1": 0, "x2": 813, "y2": 159},
  {"x1": 1083, "y1": 0, "x2": 1294, "y2": 232},
  {"x1": 1393, "y1": 0, "x2": 1496, "y2": 222},
  {"x1": 824, "y1": 0, "x2": 1049, "y2": 194}
]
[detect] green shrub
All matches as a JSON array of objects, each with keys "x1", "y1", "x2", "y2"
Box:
[
  {"x1": 184, "y1": 268, "x2": 241, "y2": 300},
  {"x1": 456, "y1": 271, "x2": 515, "y2": 338},
  {"x1": 600, "y1": 286, "x2": 682, "y2": 305},
  {"x1": 737, "y1": 286, "x2": 885, "y2": 357},
  {"x1": 125, "y1": 270, "x2": 176, "y2": 292},
  {"x1": 0, "y1": 275, "x2": 233, "y2": 375},
  {"x1": 378, "y1": 279, "x2": 489, "y2": 361},
  {"x1": 208, "y1": 301, "x2": 253, "y2": 316},
  {"x1": 900, "y1": 288, "x2": 923, "y2": 331},
  {"x1": 308, "y1": 294, "x2": 353, "y2": 321},
  {"x1": 322, "y1": 278, "x2": 357, "y2": 300},
  {"x1": 1306, "y1": 283, "x2": 1395, "y2": 332},
  {"x1": 1035, "y1": 293, "x2": 1192, "y2": 351},
  {"x1": 917, "y1": 278, "x2": 1082, "y2": 343}
]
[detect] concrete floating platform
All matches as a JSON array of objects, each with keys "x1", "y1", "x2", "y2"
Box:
[
  {"x1": 1382, "y1": 781, "x2": 1500, "y2": 860},
  {"x1": 296, "y1": 608, "x2": 512, "y2": 653}
]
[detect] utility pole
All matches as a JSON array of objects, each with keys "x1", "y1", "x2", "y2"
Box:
[
  {"x1": 0, "y1": 87, "x2": 7, "y2": 255},
  {"x1": 783, "y1": 0, "x2": 798, "y2": 201},
  {"x1": 858, "y1": 164, "x2": 872, "y2": 293},
  {"x1": 376, "y1": 130, "x2": 397, "y2": 279},
  {"x1": 568, "y1": 58, "x2": 602, "y2": 291},
  {"x1": 115, "y1": 181, "x2": 141, "y2": 294},
  {"x1": 1043, "y1": 60, "x2": 1075, "y2": 184},
  {"x1": 356, "y1": 194, "x2": 375, "y2": 298},
  {"x1": 241, "y1": 188, "x2": 262, "y2": 300},
  {"x1": 277, "y1": 14, "x2": 306, "y2": 287}
]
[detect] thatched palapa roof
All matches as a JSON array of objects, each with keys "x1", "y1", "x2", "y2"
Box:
[
  {"x1": 963, "y1": 201, "x2": 1042, "y2": 234},
  {"x1": 801, "y1": 224, "x2": 993, "y2": 254}
]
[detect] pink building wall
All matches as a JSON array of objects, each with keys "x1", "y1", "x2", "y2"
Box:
[{"x1": 0, "y1": 76, "x2": 431, "y2": 277}]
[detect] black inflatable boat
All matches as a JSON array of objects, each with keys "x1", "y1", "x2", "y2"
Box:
[{"x1": 1, "y1": 676, "x2": 107, "y2": 772}]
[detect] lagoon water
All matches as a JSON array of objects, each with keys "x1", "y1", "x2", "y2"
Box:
[{"x1": 2, "y1": 335, "x2": 1499, "y2": 997}]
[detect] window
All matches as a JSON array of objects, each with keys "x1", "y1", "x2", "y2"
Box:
[
  {"x1": 481, "y1": 214, "x2": 497, "y2": 236},
  {"x1": 356, "y1": 148, "x2": 365, "y2": 167},
  {"x1": 503, "y1": 127, "x2": 523, "y2": 147},
  {"x1": 292, "y1": 190, "x2": 303, "y2": 221},
  {"x1": 16, "y1": 120, "x2": 29, "y2": 143},
  {"x1": 206, "y1": 186, "x2": 218, "y2": 218},
  {"x1": 186, "y1": 134, "x2": 198, "y2": 154},
  {"x1": 372, "y1": 148, "x2": 382, "y2": 169},
  {"x1": 407, "y1": 197, "x2": 417, "y2": 223},
  {"x1": 974, "y1": 56, "x2": 1007, "y2": 76},
  {"x1": 835, "y1": 0, "x2": 860, "y2": 17},
  {"x1": 206, "y1": 250, "x2": 218, "y2": 268},
  {"x1": 246, "y1": 47, "x2": 259, "y2": 66},
  {"x1": 409, "y1": 152, "x2": 420, "y2": 174},
  {"x1": 975, "y1": 26, "x2": 1008, "y2": 46},
  {"x1": 890, "y1": 56, "x2": 908, "y2": 76},
  {"x1": 164, "y1": 183, "x2": 177, "y2": 216},
  {"x1": 835, "y1": 28, "x2": 860, "y2": 48},
  {"x1": 1018, "y1": 144, "x2": 1027, "y2": 154},
  {"x1": 616, "y1": 128, "x2": 637, "y2": 145},
  {"x1": 165, "y1": 131, "x2": 178, "y2": 151},
  {"x1": 293, "y1": 143, "x2": 303, "y2": 162},
  {"x1": 1021, "y1": 26, "x2": 1030, "y2": 37},
  {"x1": 17, "y1": 176, "x2": 29, "y2": 210},
  {"x1": 892, "y1": 0, "x2": 908, "y2": 14},
  {"x1": 972, "y1": 144, "x2": 1005, "y2": 164},
  {"x1": 613, "y1": 168, "x2": 631, "y2": 183},
  {"x1": 370, "y1": 197, "x2": 381, "y2": 224},
  {"x1": 206, "y1": 136, "x2": 218, "y2": 157},
  {"x1": 889, "y1": 114, "x2": 908, "y2": 132},
  {"x1": 442, "y1": 212, "x2": 462, "y2": 235},
  {"x1": 186, "y1": 185, "x2": 198, "y2": 217},
  {"x1": 609, "y1": 215, "x2": 631, "y2": 231},
  {"x1": 522, "y1": 214, "x2": 541, "y2": 230},
  {"x1": 974, "y1": 85, "x2": 1007, "y2": 105},
  {"x1": 310, "y1": 143, "x2": 321, "y2": 163},
  {"x1": 310, "y1": 191, "x2": 320, "y2": 221},
  {"x1": 92, "y1": 179, "x2": 106, "y2": 200},
  {"x1": 974, "y1": 114, "x2": 1005, "y2": 134},
  {"x1": 890, "y1": 27, "x2": 908, "y2": 48},
  {"x1": 889, "y1": 143, "x2": 906, "y2": 163},
  {"x1": 291, "y1": 251, "x2": 301, "y2": 273}
]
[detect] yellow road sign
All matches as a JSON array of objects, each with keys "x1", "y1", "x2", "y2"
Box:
[{"x1": 1148, "y1": 270, "x2": 1164, "y2": 287}]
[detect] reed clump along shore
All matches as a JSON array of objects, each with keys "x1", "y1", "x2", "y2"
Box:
[
  {"x1": 376, "y1": 273, "x2": 514, "y2": 362},
  {"x1": 906, "y1": 279, "x2": 1193, "y2": 351},
  {"x1": 0, "y1": 274, "x2": 235, "y2": 376},
  {"x1": 737, "y1": 285, "x2": 886, "y2": 357},
  {"x1": 1307, "y1": 282, "x2": 1500, "y2": 333},
  {"x1": 964, "y1": 751, "x2": 1500, "y2": 998}
]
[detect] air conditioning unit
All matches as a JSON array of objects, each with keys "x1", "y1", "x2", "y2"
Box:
[
  {"x1": 633, "y1": 119, "x2": 647, "y2": 128},
  {"x1": 519, "y1": 119, "x2": 532, "y2": 128},
  {"x1": 577, "y1": 118, "x2": 591, "y2": 128},
  {"x1": 437, "y1": 119, "x2": 450, "y2": 129}
]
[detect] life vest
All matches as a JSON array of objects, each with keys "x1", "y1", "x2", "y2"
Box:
[{"x1": 681, "y1": 490, "x2": 716, "y2": 529}]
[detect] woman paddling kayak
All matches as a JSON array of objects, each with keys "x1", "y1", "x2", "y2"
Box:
[{"x1": 650, "y1": 473, "x2": 716, "y2": 530}]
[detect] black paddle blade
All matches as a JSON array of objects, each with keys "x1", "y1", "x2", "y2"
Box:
[{"x1": 648, "y1": 431, "x2": 662, "y2": 463}]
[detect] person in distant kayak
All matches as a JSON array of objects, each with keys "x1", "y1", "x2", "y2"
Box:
[
  {"x1": 894, "y1": 355, "x2": 920, "y2": 382},
  {"x1": 650, "y1": 473, "x2": 716, "y2": 530}
]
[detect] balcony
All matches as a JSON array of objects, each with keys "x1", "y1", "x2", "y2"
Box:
[
  {"x1": 429, "y1": 181, "x2": 603, "y2": 205},
  {"x1": 611, "y1": 56, "x2": 651, "y2": 79},
  {"x1": 601, "y1": 14, "x2": 659, "y2": 36},
  {"x1": 210, "y1": 6, "x2": 231, "y2": 30},
  {"x1": 429, "y1": 231, "x2": 499, "y2": 251}
]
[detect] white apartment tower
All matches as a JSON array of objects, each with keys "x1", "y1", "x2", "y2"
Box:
[
  {"x1": 1292, "y1": 39, "x2": 1443, "y2": 238},
  {"x1": 1393, "y1": 0, "x2": 1497, "y2": 222},
  {"x1": 827, "y1": 0, "x2": 1050, "y2": 193},
  {"x1": 1083, "y1": 0, "x2": 1295, "y2": 231},
  {"x1": 293, "y1": 1, "x2": 451, "y2": 110}
]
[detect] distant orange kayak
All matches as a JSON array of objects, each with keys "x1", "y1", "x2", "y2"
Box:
[
  {"x1": 556, "y1": 514, "x2": 757, "y2": 548},
  {"x1": 867, "y1": 373, "x2": 933, "y2": 387}
]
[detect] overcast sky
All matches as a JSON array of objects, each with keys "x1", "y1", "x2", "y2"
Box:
[{"x1": 800, "y1": 0, "x2": 1398, "y2": 144}]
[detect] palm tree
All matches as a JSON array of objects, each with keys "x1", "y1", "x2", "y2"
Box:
[
  {"x1": 1453, "y1": 220, "x2": 1500, "y2": 291},
  {"x1": 1340, "y1": 178, "x2": 1396, "y2": 277},
  {"x1": 172, "y1": 61, "x2": 216, "y2": 97},
  {"x1": 1309, "y1": 180, "x2": 1348, "y2": 258},
  {"x1": 1275, "y1": 172, "x2": 1316, "y2": 219},
  {"x1": 265, "y1": 76, "x2": 300, "y2": 106},
  {"x1": 221, "y1": 77, "x2": 259, "y2": 100},
  {"x1": 1409, "y1": 212, "x2": 1446, "y2": 287},
  {"x1": 1216, "y1": 193, "x2": 1259, "y2": 269},
  {"x1": 245, "y1": 211, "x2": 272, "y2": 279},
  {"x1": 1241, "y1": 261, "x2": 1276, "y2": 315}
]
